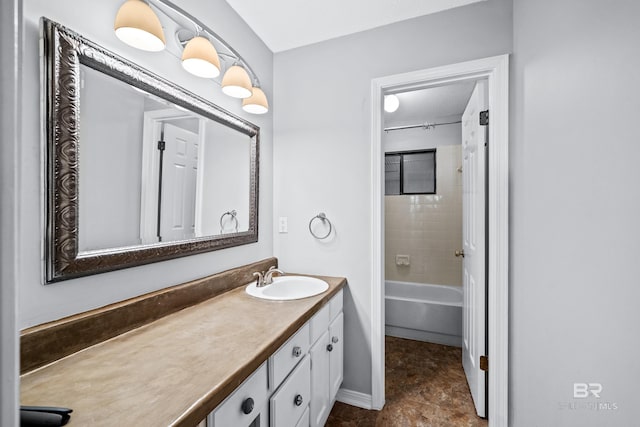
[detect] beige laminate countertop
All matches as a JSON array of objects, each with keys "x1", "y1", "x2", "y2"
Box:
[{"x1": 21, "y1": 276, "x2": 345, "y2": 426}]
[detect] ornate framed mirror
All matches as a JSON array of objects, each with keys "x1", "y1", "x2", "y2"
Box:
[{"x1": 42, "y1": 18, "x2": 259, "y2": 283}]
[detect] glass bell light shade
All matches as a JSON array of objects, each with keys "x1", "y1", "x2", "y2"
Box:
[
  {"x1": 384, "y1": 94, "x2": 400, "y2": 113},
  {"x1": 114, "y1": 0, "x2": 166, "y2": 52},
  {"x1": 181, "y1": 36, "x2": 221, "y2": 78},
  {"x1": 221, "y1": 65, "x2": 253, "y2": 99},
  {"x1": 242, "y1": 87, "x2": 269, "y2": 114}
]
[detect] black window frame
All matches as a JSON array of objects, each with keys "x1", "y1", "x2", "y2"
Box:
[{"x1": 385, "y1": 149, "x2": 437, "y2": 195}]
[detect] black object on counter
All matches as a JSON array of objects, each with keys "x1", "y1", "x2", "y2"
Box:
[{"x1": 20, "y1": 406, "x2": 72, "y2": 427}]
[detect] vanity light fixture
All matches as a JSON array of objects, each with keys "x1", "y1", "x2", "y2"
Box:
[
  {"x1": 113, "y1": 0, "x2": 269, "y2": 114},
  {"x1": 221, "y1": 65, "x2": 253, "y2": 99},
  {"x1": 181, "y1": 36, "x2": 221, "y2": 78},
  {"x1": 384, "y1": 94, "x2": 400, "y2": 113},
  {"x1": 114, "y1": 0, "x2": 166, "y2": 52},
  {"x1": 242, "y1": 87, "x2": 269, "y2": 114}
]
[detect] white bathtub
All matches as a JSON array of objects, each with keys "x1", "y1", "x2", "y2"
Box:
[{"x1": 385, "y1": 280, "x2": 463, "y2": 347}]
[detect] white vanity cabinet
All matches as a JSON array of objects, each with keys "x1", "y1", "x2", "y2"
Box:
[{"x1": 207, "y1": 289, "x2": 343, "y2": 427}]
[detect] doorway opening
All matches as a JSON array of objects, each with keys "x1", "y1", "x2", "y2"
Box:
[
  {"x1": 384, "y1": 77, "x2": 487, "y2": 421},
  {"x1": 370, "y1": 55, "x2": 509, "y2": 426}
]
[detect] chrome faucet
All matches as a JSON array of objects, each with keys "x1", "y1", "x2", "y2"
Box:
[
  {"x1": 264, "y1": 266, "x2": 285, "y2": 285},
  {"x1": 253, "y1": 267, "x2": 285, "y2": 287}
]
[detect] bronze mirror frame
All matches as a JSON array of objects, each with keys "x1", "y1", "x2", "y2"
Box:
[{"x1": 42, "y1": 18, "x2": 259, "y2": 283}]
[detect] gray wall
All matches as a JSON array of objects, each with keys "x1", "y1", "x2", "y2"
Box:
[
  {"x1": 200, "y1": 121, "x2": 251, "y2": 235},
  {"x1": 19, "y1": 0, "x2": 274, "y2": 329},
  {"x1": 1, "y1": 0, "x2": 20, "y2": 423},
  {"x1": 273, "y1": 0, "x2": 512, "y2": 395},
  {"x1": 510, "y1": 0, "x2": 640, "y2": 425},
  {"x1": 78, "y1": 66, "x2": 144, "y2": 251}
]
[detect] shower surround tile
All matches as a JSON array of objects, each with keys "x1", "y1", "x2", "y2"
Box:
[{"x1": 385, "y1": 145, "x2": 463, "y2": 286}]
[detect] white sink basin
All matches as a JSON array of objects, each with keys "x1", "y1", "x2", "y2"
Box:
[{"x1": 245, "y1": 276, "x2": 329, "y2": 301}]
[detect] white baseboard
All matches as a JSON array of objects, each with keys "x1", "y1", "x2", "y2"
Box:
[{"x1": 335, "y1": 388, "x2": 373, "y2": 410}]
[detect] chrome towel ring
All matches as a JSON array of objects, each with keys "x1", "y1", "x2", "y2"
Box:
[
  {"x1": 309, "y1": 212, "x2": 332, "y2": 240},
  {"x1": 220, "y1": 210, "x2": 238, "y2": 233}
]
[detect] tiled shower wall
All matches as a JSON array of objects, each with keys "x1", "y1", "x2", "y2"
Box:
[{"x1": 385, "y1": 145, "x2": 462, "y2": 287}]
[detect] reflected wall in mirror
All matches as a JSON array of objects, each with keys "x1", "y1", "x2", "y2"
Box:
[{"x1": 43, "y1": 18, "x2": 259, "y2": 283}]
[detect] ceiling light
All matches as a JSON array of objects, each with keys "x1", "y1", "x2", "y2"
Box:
[
  {"x1": 181, "y1": 36, "x2": 221, "y2": 78},
  {"x1": 242, "y1": 87, "x2": 269, "y2": 114},
  {"x1": 113, "y1": 0, "x2": 269, "y2": 112},
  {"x1": 221, "y1": 65, "x2": 253, "y2": 99},
  {"x1": 114, "y1": 0, "x2": 166, "y2": 52},
  {"x1": 384, "y1": 94, "x2": 400, "y2": 113}
]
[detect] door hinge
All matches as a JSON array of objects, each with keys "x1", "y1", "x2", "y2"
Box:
[
  {"x1": 479, "y1": 110, "x2": 489, "y2": 126},
  {"x1": 480, "y1": 355, "x2": 488, "y2": 371},
  {"x1": 157, "y1": 140, "x2": 166, "y2": 151}
]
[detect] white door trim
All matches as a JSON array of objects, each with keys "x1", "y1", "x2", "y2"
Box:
[{"x1": 370, "y1": 54, "x2": 509, "y2": 426}]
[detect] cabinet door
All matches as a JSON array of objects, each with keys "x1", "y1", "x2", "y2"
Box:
[
  {"x1": 296, "y1": 406, "x2": 310, "y2": 427},
  {"x1": 329, "y1": 312, "x2": 344, "y2": 401},
  {"x1": 309, "y1": 330, "x2": 330, "y2": 427}
]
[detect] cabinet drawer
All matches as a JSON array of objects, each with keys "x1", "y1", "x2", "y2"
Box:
[
  {"x1": 310, "y1": 304, "x2": 330, "y2": 345},
  {"x1": 212, "y1": 362, "x2": 268, "y2": 427},
  {"x1": 270, "y1": 323, "x2": 309, "y2": 388},
  {"x1": 329, "y1": 289, "x2": 343, "y2": 320},
  {"x1": 270, "y1": 356, "x2": 311, "y2": 427}
]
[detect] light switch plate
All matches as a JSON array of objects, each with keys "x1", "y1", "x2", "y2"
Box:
[{"x1": 278, "y1": 217, "x2": 288, "y2": 233}]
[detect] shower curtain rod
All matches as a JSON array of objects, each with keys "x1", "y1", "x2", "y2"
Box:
[{"x1": 383, "y1": 120, "x2": 462, "y2": 132}]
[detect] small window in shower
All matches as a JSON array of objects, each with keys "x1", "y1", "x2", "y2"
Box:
[{"x1": 385, "y1": 149, "x2": 436, "y2": 195}]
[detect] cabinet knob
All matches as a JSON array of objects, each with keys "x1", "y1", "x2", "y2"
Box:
[
  {"x1": 241, "y1": 397, "x2": 254, "y2": 415},
  {"x1": 292, "y1": 346, "x2": 302, "y2": 357},
  {"x1": 294, "y1": 394, "x2": 304, "y2": 407},
  {"x1": 327, "y1": 344, "x2": 333, "y2": 352},
  {"x1": 331, "y1": 336, "x2": 339, "y2": 344}
]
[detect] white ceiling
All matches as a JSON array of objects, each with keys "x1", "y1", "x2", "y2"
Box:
[
  {"x1": 384, "y1": 81, "x2": 477, "y2": 126},
  {"x1": 224, "y1": 0, "x2": 485, "y2": 52}
]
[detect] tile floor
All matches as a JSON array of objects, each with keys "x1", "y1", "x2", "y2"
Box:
[{"x1": 326, "y1": 336, "x2": 487, "y2": 427}]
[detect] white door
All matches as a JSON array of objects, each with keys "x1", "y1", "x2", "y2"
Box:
[
  {"x1": 159, "y1": 123, "x2": 198, "y2": 241},
  {"x1": 462, "y1": 80, "x2": 488, "y2": 417}
]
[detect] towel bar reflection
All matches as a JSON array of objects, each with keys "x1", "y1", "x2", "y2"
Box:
[
  {"x1": 220, "y1": 210, "x2": 238, "y2": 233},
  {"x1": 309, "y1": 213, "x2": 332, "y2": 240}
]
